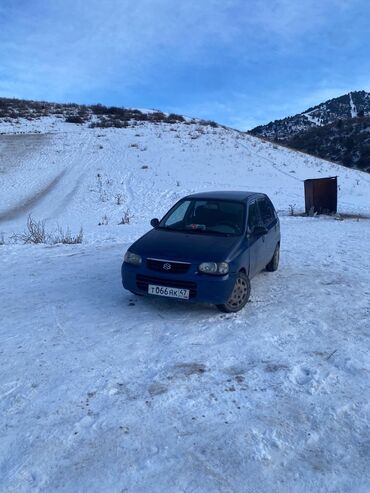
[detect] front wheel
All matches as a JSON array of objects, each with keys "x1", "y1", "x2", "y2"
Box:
[
  {"x1": 266, "y1": 243, "x2": 280, "y2": 272},
  {"x1": 216, "y1": 272, "x2": 251, "y2": 313}
]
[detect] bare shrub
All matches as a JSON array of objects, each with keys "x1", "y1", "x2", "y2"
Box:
[
  {"x1": 11, "y1": 215, "x2": 83, "y2": 244},
  {"x1": 165, "y1": 113, "x2": 185, "y2": 123},
  {"x1": 0, "y1": 233, "x2": 5, "y2": 245},
  {"x1": 96, "y1": 174, "x2": 108, "y2": 202},
  {"x1": 115, "y1": 193, "x2": 123, "y2": 205},
  {"x1": 65, "y1": 115, "x2": 85, "y2": 124},
  {"x1": 198, "y1": 119, "x2": 217, "y2": 128},
  {"x1": 100, "y1": 191, "x2": 108, "y2": 202},
  {"x1": 98, "y1": 215, "x2": 109, "y2": 226},
  {"x1": 118, "y1": 209, "x2": 133, "y2": 225},
  {"x1": 288, "y1": 204, "x2": 296, "y2": 216},
  {"x1": 52, "y1": 226, "x2": 83, "y2": 244},
  {"x1": 11, "y1": 215, "x2": 48, "y2": 244},
  {"x1": 97, "y1": 173, "x2": 103, "y2": 191},
  {"x1": 196, "y1": 126, "x2": 206, "y2": 134}
]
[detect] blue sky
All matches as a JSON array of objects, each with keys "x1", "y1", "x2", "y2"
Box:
[{"x1": 0, "y1": 0, "x2": 369, "y2": 129}]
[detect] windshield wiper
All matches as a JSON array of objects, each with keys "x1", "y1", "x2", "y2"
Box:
[
  {"x1": 184, "y1": 228, "x2": 233, "y2": 237},
  {"x1": 157, "y1": 226, "x2": 187, "y2": 232},
  {"x1": 158, "y1": 226, "x2": 234, "y2": 237}
]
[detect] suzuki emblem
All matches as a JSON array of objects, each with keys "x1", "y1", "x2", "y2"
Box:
[{"x1": 163, "y1": 263, "x2": 172, "y2": 270}]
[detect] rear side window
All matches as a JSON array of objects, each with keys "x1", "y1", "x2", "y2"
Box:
[
  {"x1": 258, "y1": 197, "x2": 276, "y2": 227},
  {"x1": 247, "y1": 201, "x2": 260, "y2": 229}
]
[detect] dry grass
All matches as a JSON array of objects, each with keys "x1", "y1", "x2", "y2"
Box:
[{"x1": 11, "y1": 215, "x2": 83, "y2": 244}]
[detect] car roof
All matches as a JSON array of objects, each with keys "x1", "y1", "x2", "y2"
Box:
[{"x1": 184, "y1": 190, "x2": 263, "y2": 202}]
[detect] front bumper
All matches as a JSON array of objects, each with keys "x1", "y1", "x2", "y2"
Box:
[{"x1": 121, "y1": 262, "x2": 236, "y2": 305}]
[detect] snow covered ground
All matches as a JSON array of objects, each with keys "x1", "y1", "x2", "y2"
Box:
[{"x1": 1, "y1": 117, "x2": 370, "y2": 492}]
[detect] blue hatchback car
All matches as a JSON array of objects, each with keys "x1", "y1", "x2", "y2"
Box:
[{"x1": 122, "y1": 191, "x2": 280, "y2": 312}]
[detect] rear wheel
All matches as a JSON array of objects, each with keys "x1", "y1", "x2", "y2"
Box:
[
  {"x1": 266, "y1": 243, "x2": 280, "y2": 272},
  {"x1": 216, "y1": 272, "x2": 251, "y2": 313}
]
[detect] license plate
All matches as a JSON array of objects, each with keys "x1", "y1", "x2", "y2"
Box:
[{"x1": 148, "y1": 284, "x2": 189, "y2": 299}]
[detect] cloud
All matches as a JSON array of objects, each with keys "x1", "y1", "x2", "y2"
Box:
[
  {"x1": 0, "y1": 0, "x2": 243, "y2": 99},
  {"x1": 0, "y1": 0, "x2": 369, "y2": 127},
  {"x1": 1, "y1": 0, "x2": 361, "y2": 98}
]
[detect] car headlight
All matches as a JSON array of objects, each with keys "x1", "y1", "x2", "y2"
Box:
[
  {"x1": 124, "y1": 251, "x2": 142, "y2": 265},
  {"x1": 199, "y1": 262, "x2": 229, "y2": 275}
]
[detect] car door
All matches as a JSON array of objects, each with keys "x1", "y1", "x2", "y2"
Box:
[
  {"x1": 246, "y1": 199, "x2": 265, "y2": 278},
  {"x1": 257, "y1": 196, "x2": 279, "y2": 266}
]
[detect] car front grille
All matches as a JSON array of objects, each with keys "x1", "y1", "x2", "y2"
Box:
[
  {"x1": 146, "y1": 258, "x2": 191, "y2": 274},
  {"x1": 136, "y1": 274, "x2": 197, "y2": 298}
]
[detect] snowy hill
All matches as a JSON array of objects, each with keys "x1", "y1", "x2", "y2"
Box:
[
  {"x1": 0, "y1": 96, "x2": 205, "y2": 127},
  {"x1": 249, "y1": 91, "x2": 370, "y2": 171},
  {"x1": 1, "y1": 109, "x2": 369, "y2": 243},
  {"x1": 1, "y1": 106, "x2": 370, "y2": 492}
]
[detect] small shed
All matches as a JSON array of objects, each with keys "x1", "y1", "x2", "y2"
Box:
[{"x1": 304, "y1": 176, "x2": 337, "y2": 215}]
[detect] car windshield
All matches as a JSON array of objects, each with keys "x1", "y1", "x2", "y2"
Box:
[{"x1": 159, "y1": 199, "x2": 245, "y2": 236}]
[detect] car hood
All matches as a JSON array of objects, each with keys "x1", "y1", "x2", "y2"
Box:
[{"x1": 130, "y1": 228, "x2": 242, "y2": 262}]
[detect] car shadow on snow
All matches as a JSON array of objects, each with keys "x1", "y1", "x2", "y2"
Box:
[
  {"x1": 69, "y1": 248, "x2": 219, "y2": 320},
  {"x1": 124, "y1": 291, "x2": 219, "y2": 317},
  {"x1": 58, "y1": 244, "x2": 279, "y2": 322}
]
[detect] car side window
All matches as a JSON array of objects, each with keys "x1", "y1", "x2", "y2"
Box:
[
  {"x1": 258, "y1": 197, "x2": 275, "y2": 227},
  {"x1": 247, "y1": 201, "x2": 260, "y2": 230}
]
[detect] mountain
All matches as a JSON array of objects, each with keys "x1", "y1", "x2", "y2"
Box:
[{"x1": 249, "y1": 91, "x2": 370, "y2": 172}]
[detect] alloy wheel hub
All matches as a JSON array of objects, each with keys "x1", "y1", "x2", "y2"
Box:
[{"x1": 228, "y1": 278, "x2": 248, "y2": 307}]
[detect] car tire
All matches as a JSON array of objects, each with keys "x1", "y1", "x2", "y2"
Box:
[
  {"x1": 266, "y1": 243, "x2": 280, "y2": 272},
  {"x1": 216, "y1": 272, "x2": 251, "y2": 313}
]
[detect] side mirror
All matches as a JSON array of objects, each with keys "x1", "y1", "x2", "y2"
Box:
[
  {"x1": 252, "y1": 225, "x2": 268, "y2": 236},
  {"x1": 150, "y1": 218, "x2": 159, "y2": 228}
]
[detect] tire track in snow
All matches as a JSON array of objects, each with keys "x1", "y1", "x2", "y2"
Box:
[
  {"x1": 50, "y1": 170, "x2": 87, "y2": 218},
  {"x1": 0, "y1": 169, "x2": 67, "y2": 222},
  {"x1": 0, "y1": 131, "x2": 88, "y2": 224},
  {"x1": 48, "y1": 132, "x2": 96, "y2": 218},
  {"x1": 0, "y1": 133, "x2": 50, "y2": 174}
]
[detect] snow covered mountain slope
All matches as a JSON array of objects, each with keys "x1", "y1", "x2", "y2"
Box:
[
  {"x1": 250, "y1": 90, "x2": 370, "y2": 140},
  {"x1": 0, "y1": 116, "x2": 369, "y2": 244},
  {"x1": 249, "y1": 91, "x2": 370, "y2": 171},
  {"x1": 1, "y1": 115, "x2": 370, "y2": 492}
]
